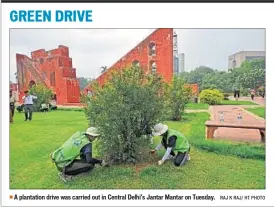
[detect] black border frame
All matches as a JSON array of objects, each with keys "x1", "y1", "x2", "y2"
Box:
[{"x1": 2, "y1": 0, "x2": 274, "y2": 3}]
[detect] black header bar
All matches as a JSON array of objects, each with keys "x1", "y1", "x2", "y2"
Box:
[{"x1": 2, "y1": 0, "x2": 274, "y2": 3}]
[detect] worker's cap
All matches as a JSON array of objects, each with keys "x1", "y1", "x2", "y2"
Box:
[
  {"x1": 152, "y1": 123, "x2": 168, "y2": 136},
  {"x1": 85, "y1": 127, "x2": 100, "y2": 137}
]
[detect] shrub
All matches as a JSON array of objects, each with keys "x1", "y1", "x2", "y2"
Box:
[
  {"x1": 57, "y1": 107, "x2": 84, "y2": 112},
  {"x1": 258, "y1": 86, "x2": 265, "y2": 92},
  {"x1": 29, "y1": 84, "x2": 53, "y2": 112},
  {"x1": 165, "y1": 76, "x2": 192, "y2": 121},
  {"x1": 223, "y1": 93, "x2": 229, "y2": 100},
  {"x1": 82, "y1": 66, "x2": 168, "y2": 165},
  {"x1": 241, "y1": 88, "x2": 249, "y2": 96},
  {"x1": 199, "y1": 89, "x2": 224, "y2": 105}
]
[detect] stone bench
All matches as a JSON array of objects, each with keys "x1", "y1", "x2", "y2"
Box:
[{"x1": 205, "y1": 120, "x2": 265, "y2": 142}]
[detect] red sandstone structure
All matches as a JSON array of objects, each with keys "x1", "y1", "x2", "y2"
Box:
[
  {"x1": 83, "y1": 28, "x2": 174, "y2": 93},
  {"x1": 16, "y1": 29, "x2": 196, "y2": 106},
  {"x1": 185, "y1": 83, "x2": 199, "y2": 96},
  {"x1": 16, "y1": 45, "x2": 80, "y2": 105}
]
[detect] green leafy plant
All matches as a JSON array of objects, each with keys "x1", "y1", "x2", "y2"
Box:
[
  {"x1": 29, "y1": 84, "x2": 53, "y2": 112},
  {"x1": 241, "y1": 88, "x2": 249, "y2": 96},
  {"x1": 81, "y1": 66, "x2": 168, "y2": 165},
  {"x1": 223, "y1": 93, "x2": 230, "y2": 100},
  {"x1": 199, "y1": 89, "x2": 224, "y2": 105},
  {"x1": 166, "y1": 76, "x2": 192, "y2": 121},
  {"x1": 182, "y1": 59, "x2": 265, "y2": 94}
]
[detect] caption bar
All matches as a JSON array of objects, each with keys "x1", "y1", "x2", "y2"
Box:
[{"x1": 9, "y1": 193, "x2": 266, "y2": 202}]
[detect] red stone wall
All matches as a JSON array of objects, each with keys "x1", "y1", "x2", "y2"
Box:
[
  {"x1": 84, "y1": 28, "x2": 174, "y2": 92},
  {"x1": 17, "y1": 45, "x2": 80, "y2": 105},
  {"x1": 185, "y1": 83, "x2": 199, "y2": 96}
]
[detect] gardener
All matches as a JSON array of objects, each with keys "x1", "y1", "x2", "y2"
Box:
[
  {"x1": 51, "y1": 127, "x2": 106, "y2": 182},
  {"x1": 22, "y1": 90, "x2": 37, "y2": 121},
  {"x1": 150, "y1": 123, "x2": 190, "y2": 167}
]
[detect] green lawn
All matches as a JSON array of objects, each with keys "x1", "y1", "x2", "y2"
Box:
[
  {"x1": 166, "y1": 113, "x2": 265, "y2": 160},
  {"x1": 185, "y1": 100, "x2": 257, "y2": 110},
  {"x1": 247, "y1": 107, "x2": 265, "y2": 118},
  {"x1": 221, "y1": 100, "x2": 258, "y2": 105},
  {"x1": 10, "y1": 111, "x2": 265, "y2": 189},
  {"x1": 186, "y1": 103, "x2": 209, "y2": 110}
]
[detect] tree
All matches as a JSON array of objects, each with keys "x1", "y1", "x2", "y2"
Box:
[
  {"x1": 201, "y1": 71, "x2": 233, "y2": 93},
  {"x1": 29, "y1": 84, "x2": 53, "y2": 112},
  {"x1": 238, "y1": 59, "x2": 265, "y2": 89},
  {"x1": 240, "y1": 68, "x2": 265, "y2": 89},
  {"x1": 166, "y1": 75, "x2": 192, "y2": 121},
  {"x1": 100, "y1": 66, "x2": 108, "y2": 74},
  {"x1": 181, "y1": 66, "x2": 215, "y2": 91},
  {"x1": 82, "y1": 66, "x2": 167, "y2": 165},
  {"x1": 240, "y1": 58, "x2": 265, "y2": 71},
  {"x1": 181, "y1": 59, "x2": 265, "y2": 95}
]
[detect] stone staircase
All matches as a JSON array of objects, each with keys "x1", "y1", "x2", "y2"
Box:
[{"x1": 23, "y1": 57, "x2": 54, "y2": 92}]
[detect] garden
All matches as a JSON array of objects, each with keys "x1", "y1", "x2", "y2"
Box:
[
  {"x1": 10, "y1": 59, "x2": 265, "y2": 189},
  {"x1": 10, "y1": 111, "x2": 265, "y2": 189}
]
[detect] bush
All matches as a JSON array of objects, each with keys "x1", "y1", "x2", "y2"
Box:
[
  {"x1": 241, "y1": 88, "x2": 249, "y2": 96},
  {"x1": 223, "y1": 93, "x2": 229, "y2": 100},
  {"x1": 199, "y1": 89, "x2": 224, "y2": 105},
  {"x1": 29, "y1": 84, "x2": 53, "y2": 112},
  {"x1": 57, "y1": 107, "x2": 84, "y2": 112},
  {"x1": 82, "y1": 66, "x2": 168, "y2": 165},
  {"x1": 166, "y1": 76, "x2": 192, "y2": 121}
]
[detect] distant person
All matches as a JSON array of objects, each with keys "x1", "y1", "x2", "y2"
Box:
[
  {"x1": 233, "y1": 84, "x2": 240, "y2": 101},
  {"x1": 10, "y1": 89, "x2": 16, "y2": 123},
  {"x1": 51, "y1": 127, "x2": 107, "y2": 182},
  {"x1": 250, "y1": 88, "x2": 256, "y2": 100},
  {"x1": 40, "y1": 103, "x2": 49, "y2": 112},
  {"x1": 262, "y1": 87, "x2": 265, "y2": 98},
  {"x1": 22, "y1": 90, "x2": 37, "y2": 121},
  {"x1": 259, "y1": 86, "x2": 265, "y2": 98},
  {"x1": 150, "y1": 123, "x2": 190, "y2": 167}
]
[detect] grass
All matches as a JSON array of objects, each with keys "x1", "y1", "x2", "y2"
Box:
[
  {"x1": 56, "y1": 107, "x2": 84, "y2": 111},
  {"x1": 185, "y1": 100, "x2": 257, "y2": 110},
  {"x1": 56, "y1": 100, "x2": 256, "y2": 112},
  {"x1": 165, "y1": 113, "x2": 265, "y2": 160},
  {"x1": 186, "y1": 103, "x2": 209, "y2": 110},
  {"x1": 246, "y1": 107, "x2": 265, "y2": 118},
  {"x1": 220, "y1": 100, "x2": 258, "y2": 105},
  {"x1": 10, "y1": 111, "x2": 265, "y2": 189}
]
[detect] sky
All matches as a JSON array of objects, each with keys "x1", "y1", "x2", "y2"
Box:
[{"x1": 9, "y1": 28, "x2": 265, "y2": 82}]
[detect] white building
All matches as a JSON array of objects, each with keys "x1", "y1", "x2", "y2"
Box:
[{"x1": 179, "y1": 53, "x2": 185, "y2": 72}]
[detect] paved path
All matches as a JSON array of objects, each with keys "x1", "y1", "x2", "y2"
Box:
[
  {"x1": 209, "y1": 105, "x2": 265, "y2": 142},
  {"x1": 229, "y1": 96, "x2": 265, "y2": 106}
]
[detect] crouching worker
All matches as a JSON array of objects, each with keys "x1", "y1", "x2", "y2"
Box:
[
  {"x1": 151, "y1": 123, "x2": 190, "y2": 167},
  {"x1": 51, "y1": 127, "x2": 105, "y2": 182}
]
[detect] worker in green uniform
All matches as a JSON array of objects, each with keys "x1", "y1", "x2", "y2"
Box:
[
  {"x1": 51, "y1": 127, "x2": 106, "y2": 182},
  {"x1": 150, "y1": 123, "x2": 190, "y2": 166}
]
